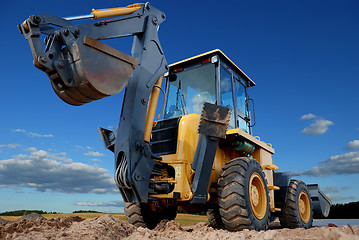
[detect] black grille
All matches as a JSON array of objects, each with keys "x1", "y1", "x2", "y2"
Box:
[{"x1": 151, "y1": 117, "x2": 180, "y2": 155}]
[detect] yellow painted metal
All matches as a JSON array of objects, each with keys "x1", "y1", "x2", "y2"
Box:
[
  {"x1": 249, "y1": 172, "x2": 267, "y2": 219},
  {"x1": 154, "y1": 114, "x2": 201, "y2": 201},
  {"x1": 263, "y1": 164, "x2": 279, "y2": 170},
  {"x1": 22, "y1": 20, "x2": 29, "y2": 31},
  {"x1": 151, "y1": 114, "x2": 226, "y2": 201},
  {"x1": 268, "y1": 186, "x2": 280, "y2": 190},
  {"x1": 252, "y1": 148, "x2": 276, "y2": 211},
  {"x1": 91, "y1": 4, "x2": 142, "y2": 19},
  {"x1": 271, "y1": 207, "x2": 281, "y2": 212},
  {"x1": 299, "y1": 190, "x2": 311, "y2": 223},
  {"x1": 150, "y1": 114, "x2": 279, "y2": 214},
  {"x1": 149, "y1": 161, "x2": 193, "y2": 201},
  {"x1": 227, "y1": 128, "x2": 277, "y2": 211},
  {"x1": 144, "y1": 75, "x2": 164, "y2": 142},
  {"x1": 169, "y1": 49, "x2": 256, "y2": 86}
]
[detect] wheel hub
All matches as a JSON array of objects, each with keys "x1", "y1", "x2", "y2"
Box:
[
  {"x1": 299, "y1": 199, "x2": 305, "y2": 214},
  {"x1": 298, "y1": 190, "x2": 310, "y2": 223},
  {"x1": 251, "y1": 185, "x2": 259, "y2": 206},
  {"x1": 249, "y1": 172, "x2": 267, "y2": 219}
]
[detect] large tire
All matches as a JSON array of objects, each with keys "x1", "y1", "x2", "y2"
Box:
[
  {"x1": 218, "y1": 157, "x2": 270, "y2": 231},
  {"x1": 207, "y1": 207, "x2": 224, "y2": 228},
  {"x1": 124, "y1": 202, "x2": 177, "y2": 229},
  {"x1": 162, "y1": 205, "x2": 178, "y2": 221},
  {"x1": 279, "y1": 180, "x2": 313, "y2": 229},
  {"x1": 124, "y1": 202, "x2": 157, "y2": 229}
]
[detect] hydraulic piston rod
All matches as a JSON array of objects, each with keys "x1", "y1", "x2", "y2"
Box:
[
  {"x1": 65, "y1": 4, "x2": 143, "y2": 21},
  {"x1": 22, "y1": 4, "x2": 143, "y2": 30}
]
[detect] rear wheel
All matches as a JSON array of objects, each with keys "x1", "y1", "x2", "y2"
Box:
[
  {"x1": 279, "y1": 180, "x2": 313, "y2": 229},
  {"x1": 124, "y1": 202, "x2": 177, "y2": 229},
  {"x1": 218, "y1": 157, "x2": 270, "y2": 231}
]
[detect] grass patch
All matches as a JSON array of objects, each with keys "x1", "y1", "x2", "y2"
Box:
[
  {"x1": 1, "y1": 216, "x2": 19, "y2": 221},
  {"x1": 175, "y1": 213, "x2": 208, "y2": 226}
]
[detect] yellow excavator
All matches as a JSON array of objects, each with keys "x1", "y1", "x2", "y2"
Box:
[{"x1": 19, "y1": 3, "x2": 331, "y2": 231}]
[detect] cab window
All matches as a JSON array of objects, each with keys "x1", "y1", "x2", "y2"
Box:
[
  {"x1": 234, "y1": 77, "x2": 249, "y2": 132},
  {"x1": 220, "y1": 66, "x2": 235, "y2": 128},
  {"x1": 164, "y1": 63, "x2": 216, "y2": 119}
]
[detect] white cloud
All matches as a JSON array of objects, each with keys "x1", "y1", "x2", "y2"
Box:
[
  {"x1": 75, "y1": 145, "x2": 93, "y2": 151},
  {"x1": 13, "y1": 154, "x2": 27, "y2": 159},
  {"x1": 76, "y1": 201, "x2": 124, "y2": 207},
  {"x1": 12, "y1": 129, "x2": 26, "y2": 133},
  {"x1": 29, "y1": 132, "x2": 54, "y2": 138},
  {"x1": 347, "y1": 140, "x2": 359, "y2": 150},
  {"x1": 300, "y1": 114, "x2": 333, "y2": 135},
  {"x1": 84, "y1": 151, "x2": 104, "y2": 157},
  {"x1": 0, "y1": 144, "x2": 21, "y2": 149},
  {"x1": 25, "y1": 148, "x2": 71, "y2": 163},
  {"x1": 301, "y1": 151, "x2": 359, "y2": 176},
  {"x1": 302, "y1": 119, "x2": 333, "y2": 135},
  {"x1": 325, "y1": 194, "x2": 357, "y2": 204},
  {"x1": 48, "y1": 152, "x2": 72, "y2": 163},
  {"x1": 0, "y1": 149, "x2": 117, "y2": 194},
  {"x1": 12, "y1": 129, "x2": 54, "y2": 138},
  {"x1": 89, "y1": 159, "x2": 102, "y2": 162},
  {"x1": 321, "y1": 186, "x2": 349, "y2": 193},
  {"x1": 300, "y1": 113, "x2": 317, "y2": 120},
  {"x1": 27, "y1": 147, "x2": 38, "y2": 152}
]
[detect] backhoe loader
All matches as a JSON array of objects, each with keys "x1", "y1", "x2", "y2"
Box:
[{"x1": 18, "y1": 3, "x2": 331, "y2": 231}]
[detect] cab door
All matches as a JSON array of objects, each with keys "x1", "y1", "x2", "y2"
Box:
[
  {"x1": 219, "y1": 63, "x2": 251, "y2": 133},
  {"x1": 233, "y1": 77, "x2": 250, "y2": 133}
]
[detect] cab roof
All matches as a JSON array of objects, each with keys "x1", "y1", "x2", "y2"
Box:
[{"x1": 169, "y1": 49, "x2": 255, "y2": 87}]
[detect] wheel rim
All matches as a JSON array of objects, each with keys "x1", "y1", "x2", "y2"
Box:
[
  {"x1": 298, "y1": 190, "x2": 310, "y2": 223},
  {"x1": 249, "y1": 172, "x2": 267, "y2": 219}
]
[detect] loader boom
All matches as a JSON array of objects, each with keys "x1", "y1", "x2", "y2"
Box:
[{"x1": 19, "y1": 3, "x2": 168, "y2": 202}]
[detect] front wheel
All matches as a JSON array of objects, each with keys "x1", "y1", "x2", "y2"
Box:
[
  {"x1": 218, "y1": 157, "x2": 270, "y2": 231},
  {"x1": 207, "y1": 206, "x2": 224, "y2": 228},
  {"x1": 279, "y1": 180, "x2": 313, "y2": 229},
  {"x1": 124, "y1": 202, "x2": 177, "y2": 229}
]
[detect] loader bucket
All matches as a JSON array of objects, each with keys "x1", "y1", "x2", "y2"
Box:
[
  {"x1": 307, "y1": 184, "x2": 331, "y2": 218},
  {"x1": 48, "y1": 36, "x2": 139, "y2": 106}
]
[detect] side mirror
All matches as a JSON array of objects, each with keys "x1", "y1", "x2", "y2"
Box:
[{"x1": 168, "y1": 72, "x2": 177, "y2": 82}]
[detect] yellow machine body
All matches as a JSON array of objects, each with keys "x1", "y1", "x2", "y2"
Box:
[
  {"x1": 149, "y1": 114, "x2": 279, "y2": 212},
  {"x1": 146, "y1": 49, "x2": 281, "y2": 212}
]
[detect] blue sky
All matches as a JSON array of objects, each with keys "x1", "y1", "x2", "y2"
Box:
[{"x1": 1, "y1": 0, "x2": 358, "y2": 213}]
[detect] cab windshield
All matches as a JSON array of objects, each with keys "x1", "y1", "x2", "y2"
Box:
[{"x1": 164, "y1": 63, "x2": 216, "y2": 119}]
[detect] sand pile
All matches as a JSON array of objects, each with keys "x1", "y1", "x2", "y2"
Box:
[
  {"x1": 0, "y1": 215, "x2": 134, "y2": 240},
  {"x1": 1, "y1": 214, "x2": 359, "y2": 240},
  {"x1": 124, "y1": 220, "x2": 359, "y2": 240}
]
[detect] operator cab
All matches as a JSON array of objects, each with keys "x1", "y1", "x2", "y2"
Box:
[{"x1": 164, "y1": 49, "x2": 255, "y2": 134}]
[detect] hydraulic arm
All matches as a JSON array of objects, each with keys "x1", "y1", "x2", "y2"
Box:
[{"x1": 19, "y1": 3, "x2": 168, "y2": 202}]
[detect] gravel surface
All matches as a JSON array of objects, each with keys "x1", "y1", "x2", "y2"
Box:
[{"x1": 1, "y1": 214, "x2": 359, "y2": 240}]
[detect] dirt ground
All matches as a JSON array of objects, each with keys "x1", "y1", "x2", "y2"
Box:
[{"x1": 1, "y1": 214, "x2": 359, "y2": 240}]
